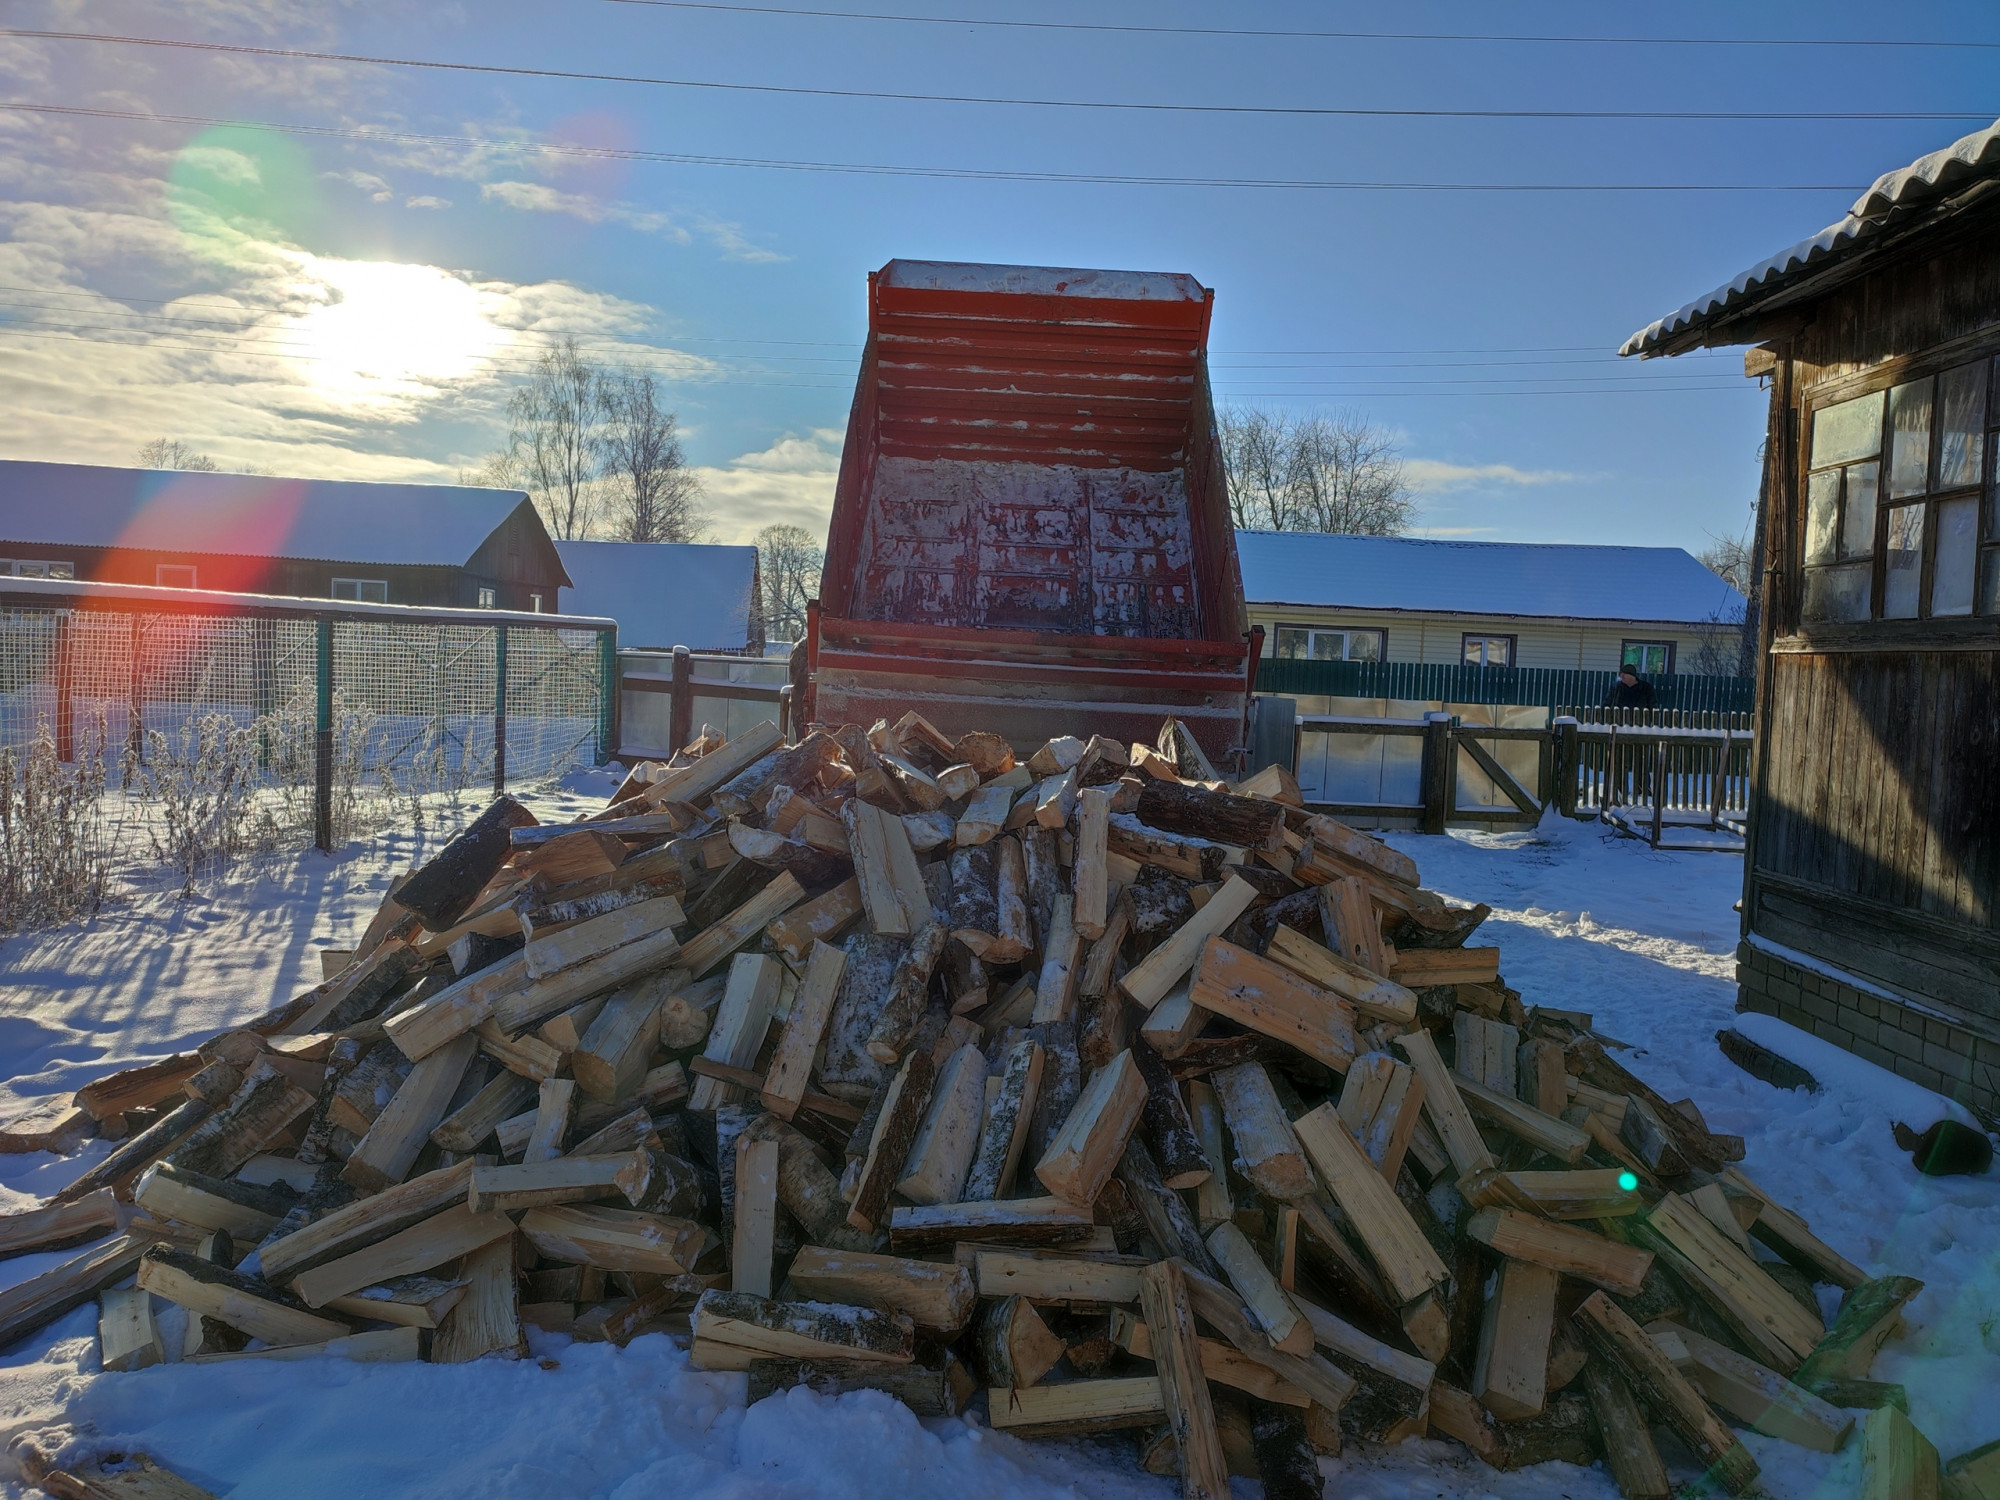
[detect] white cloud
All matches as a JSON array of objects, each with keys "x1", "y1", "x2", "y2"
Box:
[
  {"x1": 325, "y1": 169, "x2": 394, "y2": 202},
  {"x1": 1404, "y1": 458, "x2": 1575, "y2": 492},
  {"x1": 479, "y1": 180, "x2": 688, "y2": 242},
  {"x1": 696, "y1": 218, "x2": 788, "y2": 265},
  {"x1": 404, "y1": 195, "x2": 452, "y2": 210},
  {"x1": 694, "y1": 429, "x2": 843, "y2": 544}
]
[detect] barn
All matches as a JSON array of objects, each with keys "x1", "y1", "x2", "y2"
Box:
[
  {"x1": 0, "y1": 460, "x2": 570, "y2": 611},
  {"x1": 1625, "y1": 120, "x2": 2000, "y2": 1116}
]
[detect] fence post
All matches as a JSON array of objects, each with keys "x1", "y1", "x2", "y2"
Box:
[
  {"x1": 124, "y1": 618, "x2": 145, "y2": 780},
  {"x1": 1419, "y1": 712, "x2": 1452, "y2": 836},
  {"x1": 669, "y1": 645, "x2": 693, "y2": 755},
  {"x1": 314, "y1": 617, "x2": 333, "y2": 854},
  {"x1": 1651, "y1": 738, "x2": 1667, "y2": 848},
  {"x1": 1552, "y1": 716, "x2": 1579, "y2": 819},
  {"x1": 53, "y1": 610, "x2": 73, "y2": 763},
  {"x1": 597, "y1": 627, "x2": 617, "y2": 765},
  {"x1": 493, "y1": 624, "x2": 508, "y2": 795}
]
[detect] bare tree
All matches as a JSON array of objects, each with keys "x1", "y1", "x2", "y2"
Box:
[
  {"x1": 1697, "y1": 531, "x2": 1754, "y2": 594},
  {"x1": 1216, "y1": 406, "x2": 1413, "y2": 536},
  {"x1": 1217, "y1": 406, "x2": 1291, "y2": 530},
  {"x1": 138, "y1": 439, "x2": 219, "y2": 472},
  {"x1": 505, "y1": 335, "x2": 601, "y2": 540},
  {"x1": 599, "y1": 372, "x2": 706, "y2": 543},
  {"x1": 755, "y1": 523, "x2": 824, "y2": 643}
]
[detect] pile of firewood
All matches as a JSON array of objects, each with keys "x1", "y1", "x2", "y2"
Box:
[{"x1": 0, "y1": 712, "x2": 1981, "y2": 1500}]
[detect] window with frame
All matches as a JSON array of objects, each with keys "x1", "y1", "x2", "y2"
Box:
[
  {"x1": 529, "y1": 592, "x2": 545, "y2": 613},
  {"x1": 331, "y1": 578, "x2": 388, "y2": 604},
  {"x1": 1461, "y1": 633, "x2": 1515, "y2": 667},
  {"x1": 477, "y1": 587, "x2": 497, "y2": 609},
  {"x1": 1273, "y1": 624, "x2": 1386, "y2": 662},
  {"x1": 156, "y1": 564, "x2": 197, "y2": 589},
  {"x1": 1802, "y1": 355, "x2": 1995, "y2": 624},
  {"x1": 1621, "y1": 640, "x2": 1675, "y2": 676},
  {"x1": 0, "y1": 560, "x2": 75, "y2": 580}
]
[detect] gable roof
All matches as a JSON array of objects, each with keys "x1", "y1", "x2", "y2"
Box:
[
  {"x1": 1236, "y1": 531, "x2": 1745, "y2": 626},
  {"x1": 0, "y1": 459, "x2": 546, "y2": 571},
  {"x1": 1622, "y1": 117, "x2": 2000, "y2": 357},
  {"x1": 553, "y1": 540, "x2": 762, "y2": 652}
]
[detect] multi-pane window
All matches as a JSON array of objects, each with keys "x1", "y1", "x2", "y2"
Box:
[
  {"x1": 331, "y1": 578, "x2": 389, "y2": 603},
  {"x1": 0, "y1": 559, "x2": 75, "y2": 579},
  {"x1": 1803, "y1": 356, "x2": 1995, "y2": 624},
  {"x1": 1461, "y1": 634, "x2": 1515, "y2": 667},
  {"x1": 1621, "y1": 640, "x2": 1675, "y2": 675},
  {"x1": 1273, "y1": 625, "x2": 1385, "y2": 662},
  {"x1": 477, "y1": 587, "x2": 498, "y2": 609}
]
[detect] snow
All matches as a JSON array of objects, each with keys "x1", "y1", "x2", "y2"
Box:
[{"x1": 0, "y1": 809, "x2": 1994, "y2": 1497}]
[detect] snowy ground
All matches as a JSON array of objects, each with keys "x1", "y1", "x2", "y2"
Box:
[{"x1": 0, "y1": 809, "x2": 1993, "y2": 1498}]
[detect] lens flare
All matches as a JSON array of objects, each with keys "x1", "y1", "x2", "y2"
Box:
[{"x1": 1618, "y1": 1171, "x2": 1639, "y2": 1192}]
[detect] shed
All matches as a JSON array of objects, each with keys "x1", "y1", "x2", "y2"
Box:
[
  {"x1": 1625, "y1": 118, "x2": 2000, "y2": 1115},
  {"x1": 1238, "y1": 531, "x2": 1746, "y2": 676},
  {"x1": 552, "y1": 540, "x2": 764, "y2": 654},
  {"x1": 0, "y1": 460, "x2": 568, "y2": 611}
]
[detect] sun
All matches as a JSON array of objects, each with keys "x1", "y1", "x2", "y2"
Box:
[{"x1": 281, "y1": 257, "x2": 509, "y2": 401}]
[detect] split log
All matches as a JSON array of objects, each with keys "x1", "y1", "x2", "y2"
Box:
[
  {"x1": 1795, "y1": 1275, "x2": 1926, "y2": 1386},
  {"x1": 759, "y1": 939, "x2": 847, "y2": 1119},
  {"x1": 955, "y1": 783, "x2": 1016, "y2": 847},
  {"x1": 138, "y1": 1244, "x2": 351, "y2": 1346},
  {"x1": 1291, "y1": 1103, "x2": 1448, "y2": 1306},
  {"x1": 1319, "y1": 875, "x2": 1389, "y2": 975},
  {"x1": 946, "y1": 844, "x2": 1006, "y2": 959},
  {"x1": 170, "y1": 1066, "x2": 315, "y2": 1182},
  {"x1": 1127, "y1": 1039, "x2": 1209, "y2": 1190},
  {"x1": 1335, "y1": 1053, "x2": 1425, "y2": 1185},
  {"x1": 993, "y1": 835, "x2": 1036, "y2": 959},
  {"x1": 518, "y1": 1204, "x2": 714, "y2": 1274},
  {"x1": 962, "y1": 1038, "x2": 1043, "y2": 1202},
  {"x1": 1621, "y1": 1096, "x2": 1690, "y2": 1177},
  {"x1": 0, "y1": 1095, "x2": 92, "y2": 1155},
  {"x1": 741, "y1": 1116, "x2": 872, "y2": 1252},
  {"x1": 692, "y1": 1289, "x2": 914, "y2": 1367},
  {"x1": 1263, "y1": 926, "x2": 1417, "y2": 1025},
  {"x1": 1392, "y1": 1028, "x2": 1496, "y2": 1177},
  {"x1": 1119, "y1": 876, "x2": 1258, "y2": 1010},
  {"x1": 430, "y1": 1071, "x2": 536, "y2": 1154},
  {"x1": 1651, "y1": 1321, "x2": 1854, "y2": 1452},
  {"x1": 1188, "y1": 939, "x2": 1357, "y2": 1073},
  {"x1": 1207, "y1": 1222, "x2": 1309, "y2": 1355},
  {"x1": 1178, "y1": 1266, "x2": 1358, "y2": 1415},
  {"x1": 571, "y1": 986, "x2": 665, "y2": 1104},
  {"x1": 712, "y1": 730, "x2": 842, "y2": 816},
  {"x1": 1580, "y1": 1358, "x2": 1672, "y2": 1500},
  {"x1": 1460, "y1": 1167, "x2": 1646, "y2": 1220},
  {"x1": 1467, "y1": 1207, "x2": 1653, "y2": 1296},
  {"x1": 974, "y1": 1250, "x2": 1145, "y2": 1305},
  {"x1": 467, "y1": 1153, "x2": 651, "y2": 1213},
  {"x1": 817, "y1": 932, "x2": 906, "y2": 1097},
  {"x1": 430, "y1": 1235, "x2": 524, "y2": 1362},
  {"x1": 1140, "y1": 1258, "x2": 1229, "y2": 1500},
  {"x1": 636, "y1": 719, "x2": 783, "y2": 808},
  {"x1": 985, "y1": 1376, "x2": 1165, "y2": 1436},
  {"x1": 1071, "y1": 785, "x2": 1113, "y2": 940},
  {"x1": 1030, "y1": 900, "x2": 1082, "y2": 1025},
  {"x1": 1136, "y1": 782, "x2": 1284, "y2": 852},
  {"x1": 845, "y1": 798, "x2": 928, "y2": 937},
  {"x1": 863, "y1": 924, "x2": 950, "y2": 1066},
  {"x1": 1472, "y1": 1257, "x2": 1559, "y2": 1420},
  {"x1": 1858, "y1": 1405, "x2": 1940, "y2": 1500},
  {"x1": 1572, "y1": 1290, "x2": 1759, "y2": 1495},
  {"x1": 1186, "y1": 1080, "x2": 1233, "y2": 1230},
  {"x1": 977, "y1": 1293, "x2": 1066, "y2": 1389},
  {"x1": 522, "y1": 894, "x2": 683, "y2": 982},
  {"x1": 396, "y1": 794, "x2": 537, "y2": 930},
  {"x1": 846, "y1": 1051, "x2": 938, "y2": 1233},
  {"x1": 689, "y1": 952, "x2": 784, "y2": 1112},
  {"x1": 293, "y1": 1202, "x2": 516, "y2": 1306},
  {"x1": 132, "y1": 1162, "x2": 291, "y2": 1242},
  {"x1": 895, "y1": 1043, "x2": 987, "y2": 1206},
  {"x1": 1022, "y1": 827, "x2": 1063, "y2": 931},
  {"x1": 788, "y1": 1246, "x2": 976, "y2": 1334},
  {"x1": 1635, "y1": 1191, "x2": 1824, "y2": 1373},
  {"x1": 98, "y1": 1284, "x2": 164, "y2": 1371},
  {"x1": 76, "y1": 1054, "x2": 202, "y2": 1124},
  {"x1": 677, "y1": 871, "x2": 805, "y2": 980},
  {"x1": 1035, "y1": 1049, "x2": 1148, "y2": 1206},
  {"x1": 259, "y1": 1160, "x2": 475, "y2": 1283},
  {"x1": 0, "y1": 1233, "x2": 154, "y2": 1352},
  {"x1": 321, "y1": 1274, "x2": 468, "y2": 1330},
  {"x1": 1115, "y1": 1136, "x2": 1220, "y2": 1279},
  {"x1": 765, "y1": 878, "x2": 863, "y2": 966},
  {"x1": 1250, "y1": 1403, "x2": 1323, "y2": 1500},
  {"x1": 747, "y1": 1357, "x2": 972, "y2": 1415},
  {"x1": 41, "y1": 1457, "x2": 217, "y2": 1499},
  {"x1": 1210, "y1": 1062, "x2": 1312, "y2": 1201},
  {"x1": 0, "y1": 1191, "x2": 118, "y2": 1261},
  {"x1": 340, "y1": 1034, "x2": 477, "y2": 1193},
  {"x1": 732, "y1": 1135, "x2": 779, "y2": 1299},
  {"x1": 887, "y1": 1196, "x2": 1096, "y2": 1253}
]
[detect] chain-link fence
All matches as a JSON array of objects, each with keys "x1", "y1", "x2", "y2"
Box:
[{"x1": 0, "y1": 578, "x2": 614, "y2": 926}]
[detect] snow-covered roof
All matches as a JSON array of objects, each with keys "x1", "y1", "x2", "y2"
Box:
[
  {"x1": 553, "y1": 540, "x2": 761, "y2": 652},
  {"x1": 0, "y1": 459, "x2": 542, "y2": 569},
  {"x1": 879, "y1": 259, "x2": 1207, "y2": 302},
  {"x1": 1237, "y1": 531, "x2": 1745, "y2": 625},
  {"x1": 1623, "y1": 118, "x2": 2000, "y2": 357}
]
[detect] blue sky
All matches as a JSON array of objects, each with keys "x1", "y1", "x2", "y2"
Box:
[{"x1": 1, "y1": 1, "x2": 1994, "y2": 546}]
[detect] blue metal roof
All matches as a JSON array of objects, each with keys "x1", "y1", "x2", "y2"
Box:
[
  {"x1": 0, "y1": 459, "x2": 543, "y2": 571},
  {"x1": 554, "y1": 540, "x2": 761, "y2": 652},
  {"x1": 1236, "y1": 531, "x2": 1745, "y2": 626}
]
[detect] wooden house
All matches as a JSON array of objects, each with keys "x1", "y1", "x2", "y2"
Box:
[
  {"x1": 1238, "y1": 531, "x2": 1745, "y2": 676},
  {"x1": 1624, "y1": 121, "x2": 2000, "y2": 1116},
  {"x1": 0, "y1": 460, "x2": 570, "y2": 611}
]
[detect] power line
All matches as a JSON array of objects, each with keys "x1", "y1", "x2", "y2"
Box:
[
  {"x1": 7, "y1": 30, "x2": 1992, "y2": 123},
  {"x1": 600, "y1": 1, "x2": 2000, "y2": 51},
  {"x1": 2, "y1": 103, "x2": 1871, "y2": 194}
]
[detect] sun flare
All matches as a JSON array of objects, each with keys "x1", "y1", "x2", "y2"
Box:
[{"x1": 282, "y1": 258, "x2": 509, "y2": 400}]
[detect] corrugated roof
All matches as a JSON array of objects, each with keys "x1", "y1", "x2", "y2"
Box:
[
  {"x1": 879, "y1": 259, "x2": 1207, "y2": 302},
  {"x1": 1622, "y1": 118, "x2": 2000, "y2": 357},
  {"x1": 1236, "y1": 531, "x2": 1745, "y2": 625},
  {"x1": 0, "y1": 459, "x2": 536, "y2": 569},
  {"x1": 554, "y1": 540, "x2": 761, "y2": 652}
]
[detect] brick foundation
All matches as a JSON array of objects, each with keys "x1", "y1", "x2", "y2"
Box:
[{"x1": 1736, "y1": 941, "x2": 2000, "y2": 1120}]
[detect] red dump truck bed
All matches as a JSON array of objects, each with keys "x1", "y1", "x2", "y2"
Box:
[{"x1": 805, "y1": 260, "x2": 1254, "y2": 761}]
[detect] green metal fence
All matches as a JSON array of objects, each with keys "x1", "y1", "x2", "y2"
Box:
[{"x1": 1254, "y1": 657, "x2": 1757, "y2": 715}]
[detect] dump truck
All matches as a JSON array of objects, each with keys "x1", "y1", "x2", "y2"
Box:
[{"x1": 802, "y1": 259, "x2": 1257, "y2": 765}]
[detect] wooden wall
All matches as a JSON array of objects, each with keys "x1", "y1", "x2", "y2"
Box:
[{"x1": 1246, "y1": 605, "x2": 1726, "y2": 673}]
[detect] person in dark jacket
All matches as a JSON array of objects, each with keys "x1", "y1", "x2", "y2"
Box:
[{"x1": 1605, "y1": 665, "x2": 1656, "y2": 709}]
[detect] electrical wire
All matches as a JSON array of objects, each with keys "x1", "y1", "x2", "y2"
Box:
[
  {"x1": 1, "y1": 103, "x2": 1871, "y2": 195},
  {"x1": 598, "y1": 2, "x2": 2000, "y2": 52},
  {"x1": 5, "y1": 30, "x2": 1991, "y2": 123}
]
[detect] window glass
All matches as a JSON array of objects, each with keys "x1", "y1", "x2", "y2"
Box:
[
  {"x1": 1811, "y1": 389, "x2": 1885, "y2": 466},
  {"x1": 1931, "y1": 497, "x2": 1978, "y2": 617},
  {"x1": 1883, "y1": 505, "x2": 1926, "y2": 619},
  {"x1": 1347, "y1": 630, "x2": 1384, "y2": 663},
  {"x1": 1886, "y1": 378, "x2": 1934, "y2": 498},
  {"x1": 477, "y1": 587, "x2": 498, "y2": 609},
  {"x1": 1805, "y1": 469, "x2": 1841, "y2": 564},
  {"x1": 1842, "y1": 462, "x2": 1879, "y2": 558},
  {"x1": 1310, "y1": 631, "x2": 1341, "y2": 661},
  {"x1": 1936, "y1": 359, "x2": 1987, "y2": 490},
  {"x1": 1622, "y1": 642, "x2": 1673, "y2": 675},
  {"x1": 1274, "y1": 626, "x2": 1311, "y2": 660},
  {"x1": 1803, "y1": 562, "x2": 1870, "y2": 622},
  {"x1": 1980, "y1": 548, "x2": 2000, "y2": 616},
  {"x1": 331, "y1": 579, "x2": 388, "y2": 603},
  {"x1": 1462, "y1": 635, "x2": 1512, "y2": 667},
  {"x1": 47, "y1": 562, "x2": 73, "y2": 580}
]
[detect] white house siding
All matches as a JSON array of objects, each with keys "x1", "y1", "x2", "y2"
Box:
[{"x1": 1247, "y1": 606, "x2": 1724, "y2": 674}]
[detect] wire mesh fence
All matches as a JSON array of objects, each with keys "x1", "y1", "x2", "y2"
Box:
[{"x1": 0, "y1": 579, "x2": 615, "y2": 927}]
